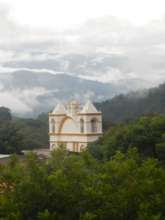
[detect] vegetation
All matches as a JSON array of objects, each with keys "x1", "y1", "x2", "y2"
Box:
[
  {"x1": 0, "y1": 107, "x2": 165, "y2": 219},
  {"x1": 1, "y1": 148, "x2": 165, "y2": 220},
  {"x1": 89, "y1": 115, "x2": 165, "y2": 162},
  {"x1": 0, "y1": 107, "x2": 23, "y2": 154},
  {"x1": 13, "y1": 113, "x2": 48, "y2": 150},
  {"x1": 0, "y1": 107, "x2": 48, "y2": 154},
  {"x1": 1, "y1": 81, "x2": 165, "y2": 153},
  {"x1": 1, "y1": 79, "x2": 165, "y2": 219},
  {"x1": 97, "y1": 82, "x2": 165, "y2": 125}
]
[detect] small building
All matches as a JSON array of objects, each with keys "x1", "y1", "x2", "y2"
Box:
[{"x1": 49, "y1": 100, "x2": 103, "y2": 152}]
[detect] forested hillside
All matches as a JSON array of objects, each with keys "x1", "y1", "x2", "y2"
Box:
[
  {"x1": 1, "y1": 145, "x2": 165, "y2": 219},
  {"x1": 97, "y1": 82, "x2": 165, "y2": 125},
  {"x1": 1, "y1": 106, "x2": 165, "y2": 219},
  {"x1": 0, "y1": 82, "x2": 165, "y2": 154},
  {"x1": 89, "y1": 115, "x2": 165, "y2": 162},
  {"x1": 0, "y1": 70, "x2": 134, "y2": 117},
  {"x1": 0, "y1": 107, "x2": 48, "y2": 154},
  {"x1": 13, "y1": 114, "x2": 48, "y2": 150}
]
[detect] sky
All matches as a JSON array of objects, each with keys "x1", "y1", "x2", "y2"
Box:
[
  {"x1": 0, "y1": 0, "x2": 165, "y2": 114},
  {"x1": 1, "y1": 0, "x2": 165, "y2": 82},
  {"x1": 2, "y1": 0, "x2": 165, "y2": 28}
]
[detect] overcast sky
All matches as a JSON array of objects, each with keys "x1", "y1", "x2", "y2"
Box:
[
  {"x1": 1, "y1": 0, "x2": 165, "y2": 84},
  {"x1": 2, "y1": 0, "x2": 165, "y2": 28},
  {"x1": 1, "y1": 0, "x2": 165, "y2": 114}
]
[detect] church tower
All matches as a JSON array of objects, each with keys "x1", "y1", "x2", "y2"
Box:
[{"x1": 49, "y1": 100, "x2": 102, "y2": 152}]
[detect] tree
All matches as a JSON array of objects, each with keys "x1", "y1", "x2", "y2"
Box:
[
  {"x1": 0, "y1": 107, "x2": 12, "y2": 122},
  {"x1": 0, "y1": 122, "x2": 23, "y2": 154},
  {"x1": 89, "y1": 115, "x2": 165, "y2": 161},
  {"x1": 1, "y1": 148, "x2": 165, "y2": 220}
]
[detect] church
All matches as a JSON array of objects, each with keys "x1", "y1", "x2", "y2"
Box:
[{"x1": 49, "y1": 100, "x2": 103, "y2": 152}]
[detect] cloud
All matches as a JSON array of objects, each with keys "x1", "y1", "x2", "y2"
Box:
[
  {"x1": 0, "y1": 86, "x2": 52, "y2": 115},
  {"x1": 0, "y1": 3, "x2": 165, "y2": 97},
  {"x1": 0, "y1": 91, "x2": 32, "y2": 113}
]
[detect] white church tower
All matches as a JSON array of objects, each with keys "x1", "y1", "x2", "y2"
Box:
[{"x1": 49, "y1": 100, "x2": 103, "y2": 152}]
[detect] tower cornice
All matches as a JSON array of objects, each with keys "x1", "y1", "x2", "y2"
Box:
[
  {"x1": 49, "y1": 113, "x2": 66, "y2": 116},
  {"x1": 78, "y1": 112, "x2": 102, "y2": 116}
]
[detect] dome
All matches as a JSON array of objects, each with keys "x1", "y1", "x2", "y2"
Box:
[{"x1": 68, "y1": 100, "x2": 80, "y2": 106}]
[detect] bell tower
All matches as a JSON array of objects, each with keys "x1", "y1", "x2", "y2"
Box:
[
  {"x1": 78, "y1": 101, "x2": 102, "y2": 134},
  {"x1": 49, "y1": 100, "x2": 103, "y2": 152}
]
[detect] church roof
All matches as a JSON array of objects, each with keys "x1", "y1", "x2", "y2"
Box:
[
  {"x1": 52, "y1": 103, "x2": 66, "y2": 115},
  {"x1": 68, "y1": 100, "x2": 80, "y2": 105},
  {"x1": 80, "y1": 101, "x2": 99, "y2": 114}
]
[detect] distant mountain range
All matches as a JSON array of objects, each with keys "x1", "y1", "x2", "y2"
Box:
[
  {"x1": 4, "y1": 53, "x2": 129, "y2": 82},
  {"x1": 4, "y1": 52, "x2": 153, "y2": 87},
  {"x1": 0, "y1": 70, "x2": 150, "y2": 117}
]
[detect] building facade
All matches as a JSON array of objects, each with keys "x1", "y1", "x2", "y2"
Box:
[{"x1": 49, "y1": 100, "x2": 103, "y2": 152}]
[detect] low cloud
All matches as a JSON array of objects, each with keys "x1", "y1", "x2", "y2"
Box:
[
  {"x1": 0, "y1": 3, "x2": 165, "y2": 114},
  {"x1": 0, "y1": 87, "x2": 50, "y2": 115},
  {"x1": 0, "y1": 91, "x2": 32, "y2": 113},
  {"x1": 0, "y1": 9, "x2": 165, "y2": 85}
]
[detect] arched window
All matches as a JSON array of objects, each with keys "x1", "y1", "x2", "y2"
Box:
[
  {"x1": 51, "y1": 118, "x2": 55, "y2": 133},
  {"x1": 80, "y1": 119, "x2": 84, "y2": 133},
  {"x1": 91, "y1": 118, "x2": 97, "y2": 133}
]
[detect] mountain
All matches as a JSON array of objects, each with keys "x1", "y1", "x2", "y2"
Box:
[
  {"x1": 1, "y1": 51, "x2": 158, "y2": 117},
  {"x1": 4, "y1": 53, "x2": 152, "y2": 86},
  {"x1": 0, "y1": 70, "x2": 138, "y2": 117},
  {"x1": 97, "y1": 82, "x2": 165, "y2": 126},
  {"x1": 4, "y1": 53, "x2": 129, "y2": 81}
]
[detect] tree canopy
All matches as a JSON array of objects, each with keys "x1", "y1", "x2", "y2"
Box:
[
  {"x1": 1, "y1": 148, "x2": 165, "y2": 220},
  {"x1": 0, "y1": 107, "x2": 48, "y2": 154},
  {"x1": 89, "y1": 115, "x2": 165, "y2": 162},
  {"x1": 0, "y1": 106, "x2": 165, "y2": 219},
  {"x1": 0, "y1": 107, "x2": 12, "y2": 122},
  {"x1": 97, "y1": 82, "x2": 165, "y2": 125}
]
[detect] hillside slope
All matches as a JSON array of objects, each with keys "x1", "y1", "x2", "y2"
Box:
[
  {"x1": 0, "y1": 70, "x2": 139, "y2": 116},
  {"x1": 97, "y1": 82, "x2": 165, "y2": 125}
]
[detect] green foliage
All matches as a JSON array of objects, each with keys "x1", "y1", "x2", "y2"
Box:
[
  {"x1": 37, "y1": 209, "x2": 56, "y2": 220},
  {"x1": 1, "y1": 98, "x2": 165, "y2": 219},
  {"x1": 0, "y1": 107, "x2": 21, "y2": 154},
  {"x1": 1, "y1": 148, "x2": 165, "y2": 220},
  {"x1": 0, "y1": 121, "x2": 23, "y2": 154},
  {"x1": 89, "y1": 115, "x2": 165, "y2": 161},
  {"x1": 97, "y1": 82, "x2": 165, "y2": 125},
  {"x1": 0, "y1": 107, "x2": 12, "y2": 122},
  {"x1": 0, "y1": 108, "x2": 48, "y2": 153},
  {"x1": 13, "y1": 114, "x2": 48, "y2": 150},
  {"x1": 156, "y1": 133, "x2": 165, "y2": 162}
]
